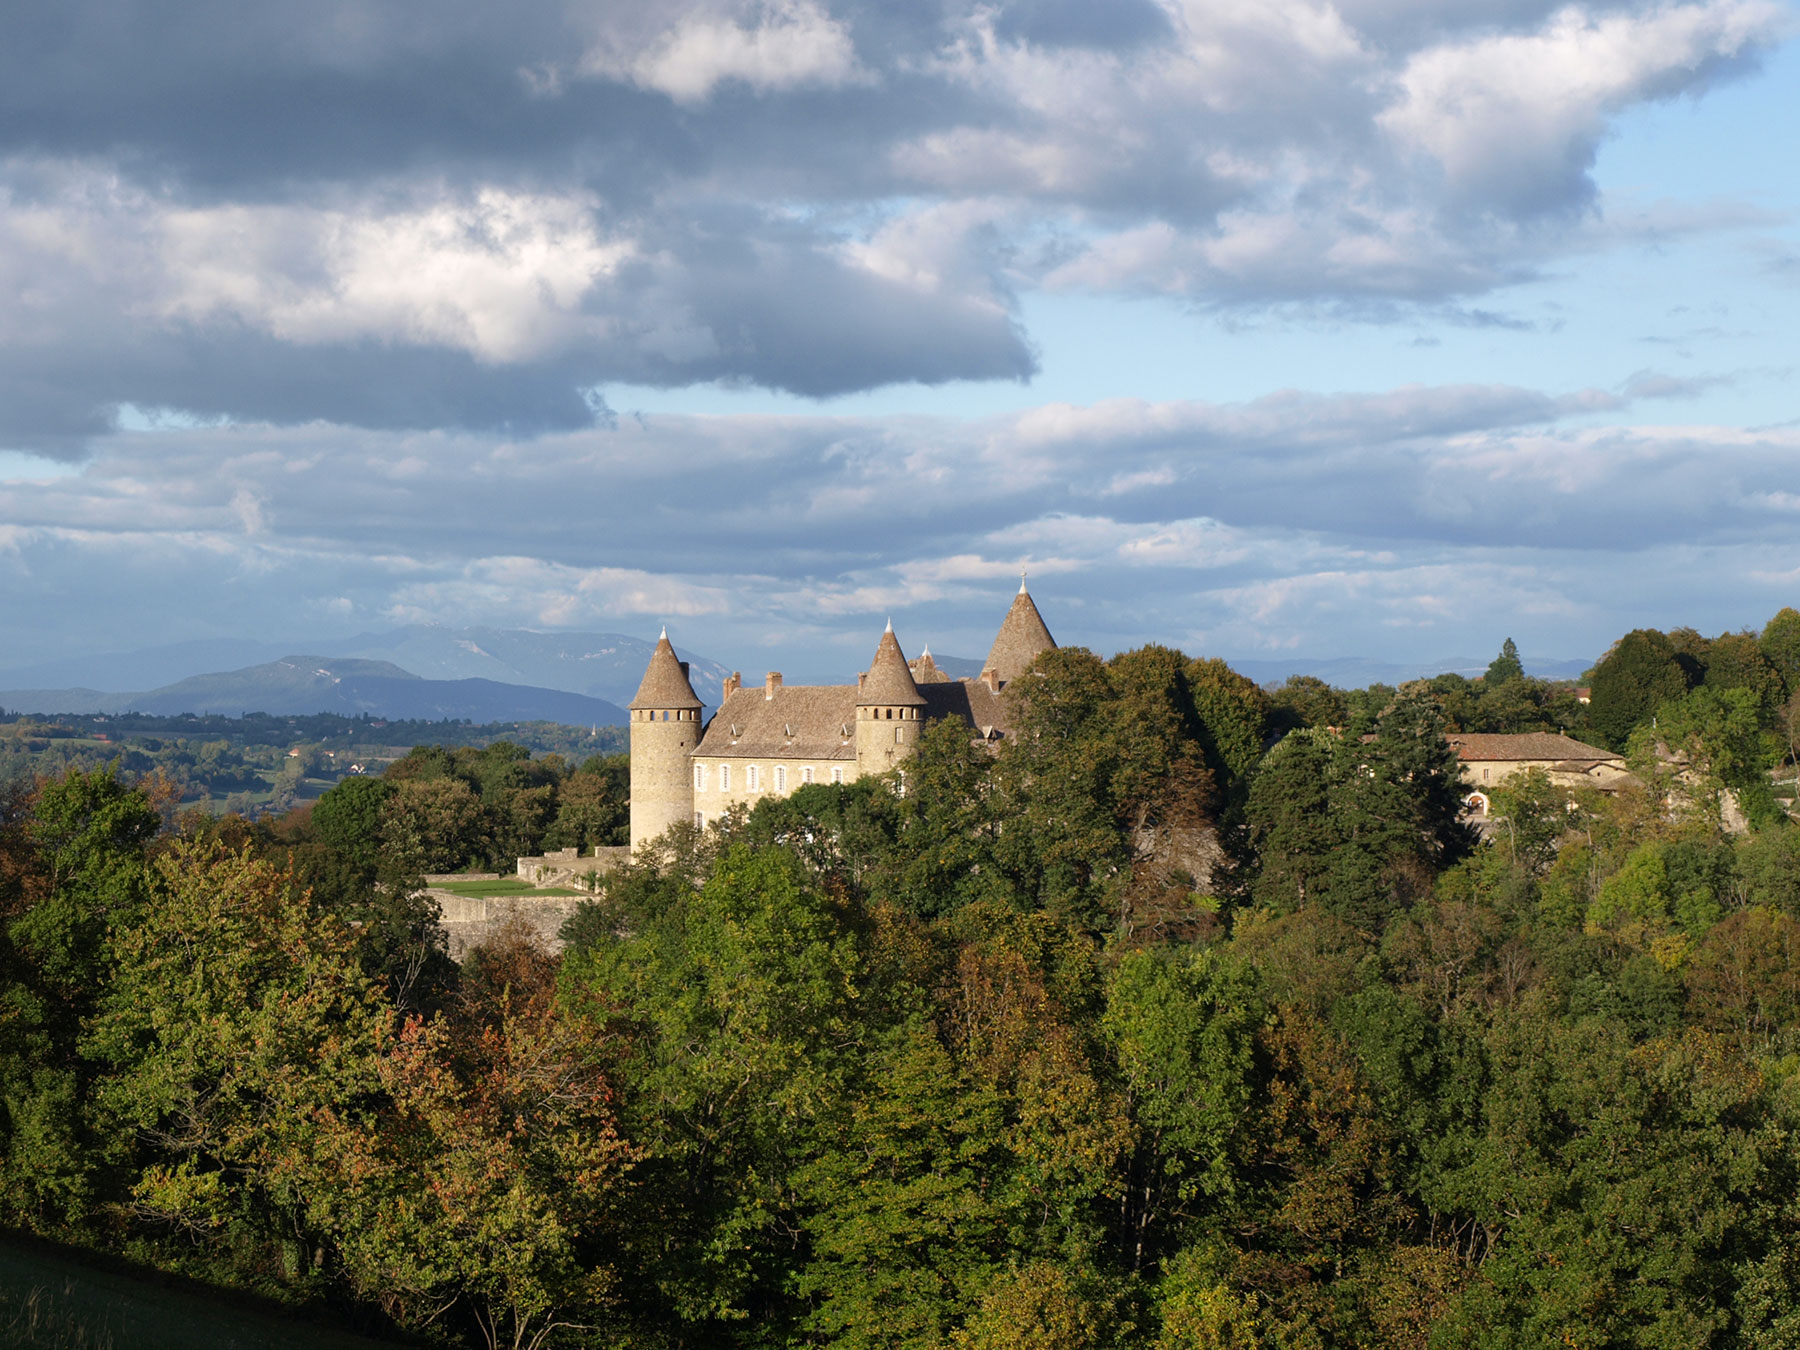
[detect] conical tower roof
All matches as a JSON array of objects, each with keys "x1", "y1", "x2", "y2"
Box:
[
  {"x1": 982, "y1": 579, "x2": 1056, "y2": 686},
  {"x1": 910, "y1": 645, "x2": 949, "y2": 684},
  {"x1": 858, "y1": 621, "x2": 926, "y2": 706},
  {"x1": 629, "y1": 629, "x2": 703, "y2": 710}
]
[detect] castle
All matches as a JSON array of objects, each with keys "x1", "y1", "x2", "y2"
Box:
[{"x1": 628, "y1": 582, "x2": 1058, "y2": 849}]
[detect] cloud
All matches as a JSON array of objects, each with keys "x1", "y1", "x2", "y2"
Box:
[
  {"x1": 1380, "y1": 0, "x2": 1780, "y2": 217},
  {"x1": 583, "y1": 0, "x2": 867, "y2": 104},
  {"x1": 3, "y1": 380, "x2": 1797, "y2": 675},
  {"x1": 0, "y1": 0, "x2": 1785, "y2": 438},
  {"x1": 0, "y1": 162, "x2": 1034, "y2": 447}
]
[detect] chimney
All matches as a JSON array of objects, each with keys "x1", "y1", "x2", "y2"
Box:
[
  {"x1": 981, "y1": 667, "x2": 1001, "y2": 692},
  {"x1": 765, "y1": 671, "x2": 782, "y2": 699},
  {"x1": 679, "y1": 661, "x2": 690, "y2": 679},
  {"x1": 722, "y1": 671, "x2": 741, "y2": 698}
]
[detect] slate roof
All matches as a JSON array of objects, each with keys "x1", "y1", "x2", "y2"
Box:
[
  {"x1": 1446, "y1": 732, "x2": 1621, "y2": 763},
  {"x1": 629, "y1": 632, "x2": 703, "y2": 711},
  {"x1": 694, "y1": 685, "x2": 859, "y2": 761},
  {"x1": 982, "y1": 583, "x2": 1056, "y2": 686},
  {"x1": 919, "y1": 679, "x2": 1016, "y2": 739},
  {"x1": 859, "y1": 625, "x2": 926, "y2": 707}
]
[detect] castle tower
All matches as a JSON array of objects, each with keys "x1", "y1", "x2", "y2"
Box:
[
  {"x1": 629, "y1": 628, "x2": 704, "y2": 851},
  {"x1": 856, "y1": 620, "x2": 927, "y2": 776},
  {"x1": 980, "y1": 574, "x2": 1057, "y2": 689}
]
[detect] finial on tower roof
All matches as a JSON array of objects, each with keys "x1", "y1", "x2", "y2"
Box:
[
  {"x1": 885, "y1": 616, "x2": 893, "y2": 633},
  {"x1": 1020, "y1": 568, "x2": 1028, "y2": 594},
  {"x1": 659, "y1": 624, "x2": 667, "y2": 640},
  {"x1": 922, "y1": 643, "x2": 931, "y2": 657}
]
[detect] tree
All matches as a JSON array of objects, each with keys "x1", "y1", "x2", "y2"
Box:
[
  {"x1": 1702, "y1": 630, "x2": 1783, "y2": 721},
  {"x1": 1243, "y1": 730, "x2": 1338, "y2": 916},
  {"x1": 1438, "y1": 1013, "x2": 1770, "y2": 1348},
  {"x1": 1105, "y1": 949, "x2": 1264, "y2": 1269},
  {"x1": 310, "y1": 958, "x2": 640, "y2": 1350},
  {"x1": 83, "y1": 840, "x2": 390, "y2": 1286},
  {"x1": 1684, "y1": 906, "x2": 1800, "y2": 1049},
  {"x1": 1187, "y1": 657, "x2": 1271, "y2": 802},
  {"x1": 565, "y1": 844, "x2": 868, "y2": 1331},
  {"x1": 1486, "y1": 767, "x2": 1569, "y2": 874},
  {"x1": 1588, "y1": 629, "x2": 1698, "y2": 751},
  {"x1": 0, "y1": 768, "x2": 159, "y2": 1227},
  {"x1": 863, "y1": 716, "x2": 1014, "y2": 920},
  {"x1": 793, "y1": 1020, "x2": 1009, "y2": 1349},
  {"x1": 1268, "y1": 676, "x2": 1347, "y2": 734},
  {"x1": 950, "y1": 1261, "x2": 1115, "y2": 1350},
  {"x1": 1244, "y1": 696, "x2": 1469, "y2": 934},
  {"x1": 540, "y1": 768, "x2": 626, "y2": 852},
  {"x1": 380, "y1": 776, "x2": 490, "y2": 874},
  {"x1": 1759, "y1": 607, "x2": 1800, "y2": 696},
  {"x1": 310, "y1": 775, "x2": 394, "y2": 873},
  {"x1": 993, "y1": 646, "x2": 1219, "y2": 935},
  {"x1": 1644, "y1": 684, "x2": 1781, "y2": 827},
  {"x1": 1485, "y1": 638, "x2": 1524, "y2": 686}
]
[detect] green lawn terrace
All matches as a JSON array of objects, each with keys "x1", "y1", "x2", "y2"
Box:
[
  {"x1": 423, "y1": 865, "x2": 614, "y2": 959},
  {"x1": 429, "y1": 875, "x2": 589, "y2": 899}
]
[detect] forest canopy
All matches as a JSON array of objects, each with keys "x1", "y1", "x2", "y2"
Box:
[{"x1": 5, "y1": 614, "x2": 1800, "y2": 1348}]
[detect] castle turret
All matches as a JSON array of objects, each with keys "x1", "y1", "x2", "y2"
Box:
[
  {"x1": 629, "y1": 628, "x2": 704, "y2": 851},
  {"x1": 856, "y1": 620, "x2": 927, "y2": 776},
  {"x1": 979, "y1": 575, "x2": 1056, "y2": 688}
]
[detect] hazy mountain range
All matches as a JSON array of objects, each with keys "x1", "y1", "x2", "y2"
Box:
[
  {"x1": 0, "y1": 626, "x2": 737, "y2": 719},
  {"x1": 0, "y1": 626, "x2": 1592, "y2": 723},
  {"x1": 0, "y1": 657, "x2": 631, "y2": 724}
]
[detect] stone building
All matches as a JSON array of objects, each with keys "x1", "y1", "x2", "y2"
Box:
[
  {"x1": 1447, "y1": 731, "x2": 1631, "y2": 815},
  {"x1": 629, "y1": 582, "x2": 1057, "y2": 850}
]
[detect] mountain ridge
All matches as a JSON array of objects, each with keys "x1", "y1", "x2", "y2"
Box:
[{"x1": 0, "y1": 656, "x2": 630, "y2": 725}]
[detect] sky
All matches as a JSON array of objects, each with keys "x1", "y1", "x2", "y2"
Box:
[{"x1": 1, "y1": 0, "x2": 1797, "y2": 686}]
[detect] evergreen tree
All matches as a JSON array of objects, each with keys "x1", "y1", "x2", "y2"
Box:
[
  {"x1": 1485, "y1": 637, "x2": 1524, "y2": 685},
  {"x1": 1588, "y1": 628, "x2": 1698, "y2": 750}
]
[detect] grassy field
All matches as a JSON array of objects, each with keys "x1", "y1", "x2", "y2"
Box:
[
  {"x1": 0, "y1": 1238, "x2": 410, "y2": 1349},
  {"x1": 431, "y1": 877, "x2": 589, "y2": 898}
]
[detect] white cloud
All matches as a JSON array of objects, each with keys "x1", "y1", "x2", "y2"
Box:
[
  {"x1": 153, "y1": 188, "x2": 633, "y2": 364},
  {"x1": 583, "y1": 0, "x2": 865, "y2": 103},
  {"x1": 1381, "y1": 0, "x2": 1783, "y2": 214}
]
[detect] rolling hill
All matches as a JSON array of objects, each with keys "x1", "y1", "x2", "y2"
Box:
[{"x1": 0, "y1": 657, "x2": 629, "y2": 724}]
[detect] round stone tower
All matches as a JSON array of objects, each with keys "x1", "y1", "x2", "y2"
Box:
[
  {"x1": 629, "y1": 628, "x2": 705, "y2": 852},
  {"x1": 855, "y1": 620, "x2": 927, "y2": 777}
]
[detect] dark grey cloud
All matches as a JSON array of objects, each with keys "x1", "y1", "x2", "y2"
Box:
[{"x1": 0, "y1": 0, "x2": 1784, "y2": 446}]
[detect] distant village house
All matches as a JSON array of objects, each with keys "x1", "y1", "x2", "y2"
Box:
[{"x1": 1448, "y1": 732, "x2": 1630, "y2": 815}]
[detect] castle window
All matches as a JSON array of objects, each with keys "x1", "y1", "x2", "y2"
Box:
[
  {"x1": 694, "y1": 764, "x2": 706, "y2": 791},
  {"x1": 831, "y1": 766, "x2": 844, "y2": 784},
  {"x1": 720, "y1": 764, "x2": 731, "y2": 791},
  {"x1": 747, "y1": 765, "x2": 761, "y2": 792},
  {"x1": 801, "y1": 767, "x2": 814, "y2": 785},
  {"x1": 774, "y1": 766, "x2": 786, "y2": 792},
  {"x1": 895, "y1": 727, "x2": 903, "y2": 743},
  {"x1": 694, "y1": 812, "x2": 704, "y2": 828}
]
